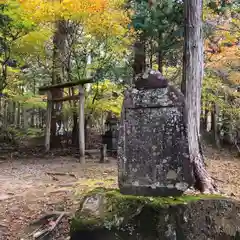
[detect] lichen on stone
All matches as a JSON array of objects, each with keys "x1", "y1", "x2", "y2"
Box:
[
  {"x1": 71, "y1": 187, "x2": 226, "y2": 239},
  {"x1": 118, "y1": 87, "x2": 195, "y2": 197}
]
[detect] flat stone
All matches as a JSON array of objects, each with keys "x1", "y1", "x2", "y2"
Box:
[
  {"x1": 81, "y1": 194, "x2": 105, "y2": 218},
  {"x1": 118, "y1": 86, "x2": 194, "y2": 197},
  {"x1": 71, "y1": 189, "x2": 240, "y2": 240}
]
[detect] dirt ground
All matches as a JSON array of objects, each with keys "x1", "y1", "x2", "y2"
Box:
[
  {"x1": 0, "y1": 148, "x2": 239, "y2": 240},
  {"x1": 0, "y1": 155, "x2": 118, "y2": 240}
]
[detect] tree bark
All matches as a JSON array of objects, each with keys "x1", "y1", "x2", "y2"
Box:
[
  {"x1": 12, "y1": 101, "x2": 16, "y2": 125},
  {"x1": 45, "y1": 91, "x2": 52, "y2": 152},
  {"x1": 51, "y1": 20, "x2": 67, "y2": 147},
  {"x1": 157, "y1": 49, "x2": 163, "y2": 74},
  {"x1": 132, "y1": 35, "x2": 146, "y2": 80},
  {"x1": 17, "y1": 102, "x2": 21, "y2": 127},
  {"x1": 23, "y1": 106, "x2": 28, "y2": 130},
  {"x1": 213, "y1": 103, "x2": 221, "y2": 148},
  {"x1": 182, "y1": 0, "x2": 216, "y2": 193},
  {"x1": 72, "y1": 110, "x2": 79, "y2": 146},
  {"x1": 79, "y1": 85, "x2": 85, "y2": 164},
  {"x1": 158, "y1": 33, "x2": 163, "y2": 73},
  {"x1": 3, "y1": 98, "x2": 7, "y2": 128}
]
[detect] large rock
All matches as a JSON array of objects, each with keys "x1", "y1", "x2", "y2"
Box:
[
  {"x1": 118, "y1": 86, "x2": 194, "y2": 197},
  {"x1": 70, "y1": 188, "x2": 240, "y2": 240}
]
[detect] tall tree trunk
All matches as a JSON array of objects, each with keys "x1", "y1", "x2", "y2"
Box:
[
  {"x1": 182, "y1": 0, "x2": 216, "y2": 193},
  {"x1": 51, "y1": 20, "x2": 67, "y2": 148}
]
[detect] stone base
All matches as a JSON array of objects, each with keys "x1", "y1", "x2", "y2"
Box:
[
  {"x1": 71, "y1": 188, "x2": 240, "y2": 240},
  {"x1": 119, "y1": 185, "x2": 185, "y2": 197}
]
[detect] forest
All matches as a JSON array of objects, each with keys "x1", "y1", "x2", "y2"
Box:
[{"x1": 0, "y1": 0, "x2": 239, "y2": 239}]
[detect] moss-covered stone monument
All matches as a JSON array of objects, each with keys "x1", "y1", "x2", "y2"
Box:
[{"x1": 70, "y1": 70, "x2": 240, "y2": 240}]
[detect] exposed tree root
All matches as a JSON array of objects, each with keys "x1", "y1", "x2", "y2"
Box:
[
  {"x1": 31, "y1": 211, "x2": 71, "y2": 226},
  {"x1": 24, "y1": 211, "x2": 71, "y2": 239},
  {"x1": 235, "y1": 142, "x2": 240, "y2": 156},
  {"x1": 193, "y1": 154, "x2": 218, "y2": 194}
]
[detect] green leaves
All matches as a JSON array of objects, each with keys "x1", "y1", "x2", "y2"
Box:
[
  {"x1": 202, "y1": 71, "x2": 240, "y2": 121},
  {"x1": 206, "y1": 0, "x2": 240, "y2": 15},
  {"x1": 85, "y1": 79, "x2": 124, "y2": 117}
]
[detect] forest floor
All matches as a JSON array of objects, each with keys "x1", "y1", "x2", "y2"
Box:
[{"x1": 0, "y1": 147, "x2": 239, "y2": 240}]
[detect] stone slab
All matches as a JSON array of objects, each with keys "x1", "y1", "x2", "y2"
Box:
[{"x1": 118, "y1": 87, "x2": 194, "y2": 196}]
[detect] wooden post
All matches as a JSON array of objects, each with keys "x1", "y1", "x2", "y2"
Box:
[
  {"x1": 45, "y1": 91, "x2": 52, "y2": 152},
  {"x1": 79, "y1": 85, "x2": 85, "y2": 164}
]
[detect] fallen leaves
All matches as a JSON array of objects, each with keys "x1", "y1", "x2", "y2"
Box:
[
  {"x1": 0, "y1": 155, "x2": 117, "y2": 240},
  {"x1": 0, "y1": 147, "x2": 239, "y2": 239}
]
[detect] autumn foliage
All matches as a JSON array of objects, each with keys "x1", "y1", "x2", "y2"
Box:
[{"x1": 16, "y1": 0, "x2": 130, "y2": 37}]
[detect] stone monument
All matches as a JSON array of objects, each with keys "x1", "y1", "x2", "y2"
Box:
[{"x1": 118, "y1": 69, "x2": 195, "y2": 196}]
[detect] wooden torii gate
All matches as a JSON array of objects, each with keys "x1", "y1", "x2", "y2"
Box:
[{"x1": 39, "y1": 79, "x2": 93, "y2": 163}]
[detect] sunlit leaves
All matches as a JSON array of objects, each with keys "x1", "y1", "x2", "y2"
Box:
[
  {"x1": 12, "y1": 27, "x2": 53, "y2": 58},
  {"x1": 18, "y1": 0, "x2": 105, "y2": 21},
  {"x1": 85, "y1": 79, "x2": 124, "y2": 117},
  {"x1": 17, "y1": 0, "x2": 130, "y2": 38},
  {"x1": 1, "y1": 0, "x2": 35, "y2": 33}
]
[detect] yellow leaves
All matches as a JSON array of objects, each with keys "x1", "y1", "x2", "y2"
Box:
[
  {"x1": 17, "y1": 0, "x2": 133, "y2": 45},
  {"x1": 13, "y1": 26, "x2": 53, "y2": 56},
  {"x1": 206, "y1": 45, "x2": 240, "y2": 66},
  {"x1": 84, "y1": 8, "x2": 130, "y2": 38},
  {"x1": 18, "y1": 0, "x2": 116, "y2": 22},
  {"x1": 229, "y1": 72, "x2": 240, "y2": 85},
  {"x1": 85, "y1": 80, "x2": 123, "y2": 116},
  {"x1": 18, "y1": 0, "x2": 61, "y2": 22},
  {"x1": 206, "y1": 44, "x2": 240, "y2": 85},
  {"x1": 62, "y1": 0, "x2": 107, "y2": 15}
]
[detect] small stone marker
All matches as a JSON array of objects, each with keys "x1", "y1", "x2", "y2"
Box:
[{"x1": 118, "y1": 70, "x2": 194, "y2": 197}]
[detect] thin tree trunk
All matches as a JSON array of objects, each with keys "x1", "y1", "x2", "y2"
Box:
[
  {"x1": 72, "y1": 110, "x2": 78, "y2": 146},
  {"x1": 182, "y1": 0, "x2": 216, "y2": 193},
  {"x1": 79, "y1": 85, "x2": 85, "y2": 163},
  {"x1": 158, "y1": 33, "x2": 163, "y2": 73},
  {"x1": 7, "y1": 99, "x2": 11, "y2": 123},
  {"x1": 213, "y1": 103, "x2": 221, "y2": 148},
  {"x1": 3, "y1": 98, "x2": 7, "y2": 128},
  {"x1": 45, "y1": 91, "x2": 52, "y2": 152},
  {"x1": 12, "y1": 101, "x2": 16, "y2": 125},
  {"x1": 0, "y1": 96, "x2": 2, "y2": 120},
  {"x1": 157, "y1": 49, "x2": 163, "y2": 74},
  {"x1": 204, "y1": 105, "x2": 210, "y2": 131},
  {"x1": 149, "y1": 39, "x2": 153, "y2": 69},
  {"x1": 31, "y1": 78, "x2": 36, "y2": 127},
  {"x1": 133, "y1": 35, "x2": 146, "y2": 80},
  {"x1": 23, "y1": 106, "x2": 28, "y2": 129},
  {"x1": 17, "y1": 102, "x2": 21, "y2": 127}
]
